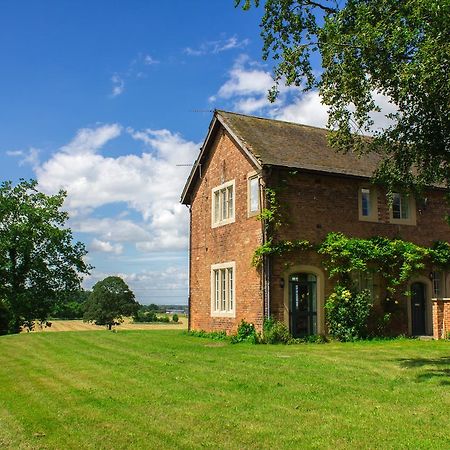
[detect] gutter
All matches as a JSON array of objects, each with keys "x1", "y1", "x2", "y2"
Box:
[
  {"x1": 259, "y1": 173, "x2": 270, "y2": 321},
  {"x1": 186, "y1": 204, "x2": 192, "y2": 331}
]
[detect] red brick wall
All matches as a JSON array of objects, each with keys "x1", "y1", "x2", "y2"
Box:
[
  {"x1": 267, "y1": 168, "x2": 449, "y2": 245},
  {"x1": 189, "y1": 129, "x2": 264, "y2": 333},
  {"x1": 187, "y1": 137, "x2": 449, "y2": 337},
  {"x1": 267, "y1": 168, "x2": 450, "y2": 337},
  {"x1": 432, "y1": 301, "x2": 450, "y2": 339}
]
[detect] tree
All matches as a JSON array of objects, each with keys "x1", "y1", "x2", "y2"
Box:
[
  {"x1": 83, "y1": 276, "x2": 139, "y2": 330},
  {"x1": 237, "y1": 1, "x2": 450, "y2": 197},
  {"x1": 51, "y1": 289, "x2": 90, "y2": 319},
  {"x1": 0, "y1": 179, "x2": 91, "y2": 334}
]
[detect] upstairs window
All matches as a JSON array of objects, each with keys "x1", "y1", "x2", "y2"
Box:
[
  {"x1": 358, "y1": 187, "x2": 377, "y2": 222},
  {"x1": 211, "y1": 262, "x2": 235, "y2": 317},
  {"x1": 212, "y1": 180, "x2": 235, "y2": 227},
  {"x1": 361, "y1": 188, "x2": 371, "y2": 217},
  {"x1": 432, "y1": 271, "x2": 443, "y2": 298},
  {"x1": 248, "y1": 173, "x2": 260, "y2": 216},
  {"x1": 392, "y1": 193, "x2": 409, "y2": 219},
  {"x1": 390, "y1": 192, "x2": 416, "y2": 225}
]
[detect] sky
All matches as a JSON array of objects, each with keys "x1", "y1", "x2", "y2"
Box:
[{"x1": 0, "y1": 1, "x2": 394, "y2": 305}]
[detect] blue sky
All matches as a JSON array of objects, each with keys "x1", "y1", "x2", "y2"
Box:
[{"x1": 1, "y1": 1, "x2": 394, "y2": 305}]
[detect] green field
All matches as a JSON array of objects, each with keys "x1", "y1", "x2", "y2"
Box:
[{"x1": 0, "y1": 331, "x2": 449, "y2": 449}]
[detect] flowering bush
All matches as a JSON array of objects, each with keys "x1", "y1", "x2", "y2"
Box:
[{"x1": 325, "y1": 285, "x2": 373, "y2": 341}]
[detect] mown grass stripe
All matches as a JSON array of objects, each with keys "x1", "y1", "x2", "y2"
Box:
[{"x1": 0, "y1": 331, "x2": 449, "y2": 449}]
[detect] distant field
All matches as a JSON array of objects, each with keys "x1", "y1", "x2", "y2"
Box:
[
  {"x1": 0, "y1": 331, "x2": 449, "y2": 449},
  {"x1": 26, "y1": 318, "x2": 187, "y2": 332}
]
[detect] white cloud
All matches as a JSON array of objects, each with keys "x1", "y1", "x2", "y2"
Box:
[
  {"x1": 111, "y1": 74, "x2": 125, "y2": 97},
  {"x1": 144, "y1": 54, "x2": 159, "y2": 65},
  {"x1": 82, "y1": 266, "x2": 188, "y2": 305},
  {"x1": 273, "y1": 91, "x2": 328, "y2": 128},
  {"x1": 122, "y1": 266, "x2": 187, "y2": 290},
  {"x1": 109, "y1": 53, "x2": 160, "y2": 98},
  {"x1": 6, "y1": 147, "x2": 40, "y2": 169},
  {"x1": 74, "y1": 218, "x2": 151, "y2": 243},
  {"x1": 91, "y1": 238, "x2": 123, "y2": 255},
  {"x1": 369, "y1": 91, "x2": 397, "y2": 132},
  {"x1": 216, "y1": 57, "x2": 273, "y2": 100},
  {"x1": 185, "y1": 35, "x2": 249, "y2": 56},
  {"x1": 35, "y1": 123, "x2": 199, "y2": 252},
  {"x1": 60, "y1": 123, "x2": 122, "y2": 155},
  {"x1": 212, "y1": 55, "x2": 397, "y2": 131},
  {"x1": 211, "y1": 54, "x2": 298, "y2": 115},
  {"x1": 6, "y1": 150, "x2": 23, "y2": 157}
]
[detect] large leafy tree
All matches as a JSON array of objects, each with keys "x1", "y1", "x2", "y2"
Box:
[
  {"x1": 237, "y1": 0, "x2": 450, "y2": 195},
  {"x1": 84, "y1": 276, "x2": 139, "y2": 330},
  {"x1": 51, "y1": 289, "x2": 91, "y2": 319},
  {"x1": 0, "y1": 179, "x2": 91, "y2": 333}
]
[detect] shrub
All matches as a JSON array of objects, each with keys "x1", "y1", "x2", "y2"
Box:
[
  {"x1": 187, "y1": 330, "x2": 227, "y2": 340},
  {"x1": 231, "y1": 320, "x2": 259, "y2": 344},
  {"x1": 0, "y1": 300, "x2": 11, "y2": 335},
  {"x1": 262, "y1": 317, "x2": 291, "y2": 344},
  {"x1": 325, "y1": 285, "x2": 373, "y2": 341},
  {"x1": 133, "y1": 310, "x2": 157, "y2": 323},
  {"x1": 158, "y1": 315, "x2": 170, "y2": 323},
  {"x1": 292, "y1": 334, "x2": 328, "y2": 344},
  {"x1": 172, "y1": 314, "x2": 179, "y2": 323}
]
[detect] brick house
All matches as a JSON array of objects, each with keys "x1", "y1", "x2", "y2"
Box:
[{"x1": 181, "y1": 110, "x2": 450, "y2": 339}]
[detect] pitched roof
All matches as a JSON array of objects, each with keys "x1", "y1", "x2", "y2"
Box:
[
  {"x1": 216, "y1": 110, "x2": 381, "y2": 177},
  {"x1": 181, "y1": 110, "x2": 381, "y2": 205}
]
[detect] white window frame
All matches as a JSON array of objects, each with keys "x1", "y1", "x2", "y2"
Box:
[
  {"x1": 390, "y1": 192, "x2": 416, "y2": 225},
  {"x1": 247, "y1": 172, "x2": 261, "y2": 217},
  {"x1": 432, "y1": 271, "x2": 450, "y2": 300},
  {"x1": 352, "y1": 270, "x2": 377, "y2": 301},
  {"x1": 211, "y1": 180, "x2": 235, "y2": 228},
  {"x1": 432, "y1": 271, "x2": 443, "y2": 299},
  {"x1": 358, "y1": 186, "x2": 378, "y2": 222},
  {"x1": 211, "y1": 261, "x2": 236, "y2": 318}
]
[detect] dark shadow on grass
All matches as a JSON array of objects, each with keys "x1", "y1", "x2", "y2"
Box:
[{"x1": 398, "y1": 357, "x2": 450, "y2": 385}]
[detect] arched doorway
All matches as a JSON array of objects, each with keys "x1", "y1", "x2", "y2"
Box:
[
  {"x1": 410, "y1": 282, "x2": 426, "y2": 336},
  {"x1": 289, "y1": 273, "x2": 317, "y2": 337}
]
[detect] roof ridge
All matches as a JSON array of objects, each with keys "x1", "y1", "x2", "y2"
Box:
[{"x1": 215, "y1": 109, "x2": 329, "y2": 133}]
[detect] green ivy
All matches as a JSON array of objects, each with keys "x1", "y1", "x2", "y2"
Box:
[
  {"x1": 429, "y1": 241, "x2": 450, "y2": 269},
  {"x1": 252, "y1": 238, "x2": 312, "y2": 267},
  {"x1": 318, "y1": 233, "x2": 433, "y2": 294},
  {"x1": 257, "y1": 187, "x2": 283, "y2": 230}
]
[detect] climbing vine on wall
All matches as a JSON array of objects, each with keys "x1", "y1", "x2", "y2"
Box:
[
  {"x1": 253, "y1": 182, "x2": 450, "y2": 339},
  {"x1": 429, "y1": 240, "x2": 450, "y2": 269},
  {"x1": 251, "y1": 238, "x2": 311, "y2": 267},
  {"x1": 257, "y1": 187, "x2": 283, "y2": 230},
  {"x1": 318, "y1": 232, "x2": 432, "y2": 294},
  {"x1": 254, "y1": 186, "x2": 450, "y2": 294}
]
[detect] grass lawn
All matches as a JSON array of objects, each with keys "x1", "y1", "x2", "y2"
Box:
[{"x1": 0, "y1": 331, "x2": 449, "y2": 449}]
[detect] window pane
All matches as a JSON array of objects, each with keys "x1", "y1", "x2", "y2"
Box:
[
  {"x1": 228, "y1": 268, "x2": 233, "y2": 311},
  {"x1": 221, "y1": 189, "x2": 227, "y2": 220},
  {"x1": 401, "y1": 195, "x2": 409, "y2": 219},
  {"x1": 221, "y1": 269, "x2": 226, "y2": 310},
  {"x1": 214, "y1": 191, "x2": 220, "y2": 223},
  {"x1": 227, "y1": 186, "x2": 233, "y2": 219},
  {"x1": 214, "y1": 270, "x2": 219, "y2": 311},
  {"x1": 249, "y1": 177, "x2": 259, "y2": 212},
  {"x1": 433, "y1": 271, "x2": 442, "y2": 297},
  {"x1": 392, "y1": 193, "x2": 401, "y2": 219},
  {"x1": 361, "y1": 188, "x2": 370, "y2": 216}
]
